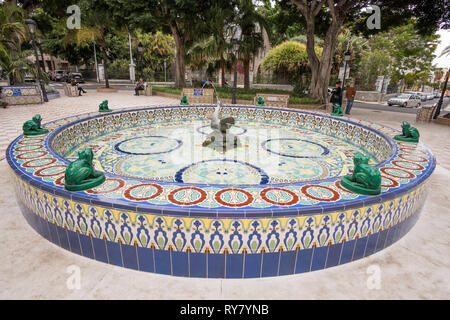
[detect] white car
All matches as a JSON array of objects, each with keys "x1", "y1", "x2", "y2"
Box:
[{"x1": 387, "y1": 94, "x2": 421, "y2": 108}]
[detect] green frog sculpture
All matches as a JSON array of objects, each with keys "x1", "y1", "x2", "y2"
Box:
[
  {"x1": 180, "y1": 95, "x2": 189, "y2": 105},
  {"x1": 341, "y1": 152, "x2": 381, "y2": 195},
  {"x1": 64, "y1": 147, "x2": 106, "y2": 191},
  {"x1": 22, "y1": 114, "x2": 49, "y2": 136},
  {"x1": 331, "y1": 103, "x2": 344, "y2": 117},
  {"x1": 394, "y1": 121, "x2": 420, "y2": 143},
  {"x1": 98, "y1": 100, "x2": 112, "y2": 112},
  {"x1": 256, "y1": 96, "x2": 265, "y2": 107}
]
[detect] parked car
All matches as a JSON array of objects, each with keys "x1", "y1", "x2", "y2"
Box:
[
  {"x1": 434, "y1": 91, "x2": 441, "y2": 98},
  {"x1": 52, "y1": 70, "x2": 68, "y2": 81},
  {"x1": 66, "y1": 72, "x2": 85, "y2": 83},
  {"x1": 426, "y1": 93, "x2": 435, "y2": 100},
  {"x1": 387, "y1": 93, "x2": 421, "y2": 108}
]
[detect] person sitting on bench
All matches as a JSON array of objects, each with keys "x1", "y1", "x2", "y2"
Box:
[
  {"x1": 134, "y1": 78, "x2": 145, "y2": 96},
  {"x1": 71, "y1": 78, "x2": 87, "y2": 96}
]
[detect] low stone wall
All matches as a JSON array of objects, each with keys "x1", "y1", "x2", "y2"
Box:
[
  {"x1": 353, "y1": 91, "x2": 397, "y2": 103},
  {"x1": 251, "y1": 83, "x2": 294, "y2": 91},
  {"x1": 0, "y1": 85, "x2": 43, "y2": 105},
  {"x1": 153, "y1": 90, "x2": 323, "y2": 110}
]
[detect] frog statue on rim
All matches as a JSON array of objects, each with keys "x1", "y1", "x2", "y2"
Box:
[
  {"x1": 340, "y1": 152, "x2": 381, "y2": 195},
  {"x1": 22, "y1": 114, "x2": 49, "y2": 136},
  {"x1": 64, "y1": 147, "x2": 106, "y2": 191},
  {"x1": 98, "y1": 100, "x2": 112, "y2": 112},
  {"x1": 394, "y1": 121, "x2": 420, "y2": 143}
]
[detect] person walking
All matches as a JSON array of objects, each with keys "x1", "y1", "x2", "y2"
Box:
[{"x1": 345, "y1": 83, "x2": 357, "y2": 115}]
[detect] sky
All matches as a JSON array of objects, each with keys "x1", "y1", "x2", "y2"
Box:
[{"x1": 433, "y1": 29, "x2": 450, "y2": 69}]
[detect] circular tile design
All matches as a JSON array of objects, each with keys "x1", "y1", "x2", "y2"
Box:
[
  {"x1": 380, "y1": 176, "x2": 400, "y2": 188},
  {"x1": 17, "y1": 138, "x2": 44, "y2": 145},
  {"x1": 260, "y1": 187, "x2": 299, "y2": 206},
  {"x1": 398, "y1": 153, "x2": 428, "y2": 163},
  {"x1": 16, "y1": 151, "x2": 48, "y2": 160},
  {"x1": 124, "y1": 183, "x2": 164, "y2": 201},
  {"x1": 168, "y1": 187, "x2": 208, "y2": 206},
  {"x1": 34, "y1": 165, "x2": 67, "y2": 177},
  {"x1": 86, "y1": 178, "x2": 126, "y2": 194},
  {"x1": 22, "y1": 158, "x2": 57, "y2": 168},
  {"x1": 261, "y1": 138, "x2": 330, "y2": 159},
  {"x1": 380, "y1": 167, "x2": 415, "y2": 179},
  {"x1": 399, "y1": 147, "x2": 427, "y2": 155},
  {"x1": 214, "y1": 188, "x2": 254, "y2": 207},
  {"x1": 14, "y1": 145, "x2": 43, "y2": 152},
  {"x1": 301, "y1": 185, "x2": 340, "y2": 202},
  {"x1": 115, "y1": 136, "x2": 182, "y2": 155},
  {"x1": 174, "y1": 159, "x2": 269, "y2": 185},
  {"x1": 392, "y1": 160, "x2": 425, "y2": 171}
]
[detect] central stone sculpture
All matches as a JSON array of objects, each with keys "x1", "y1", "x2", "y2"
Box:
[{"x1": 201, "y1": 81, "x2": 239, "y2": 152}]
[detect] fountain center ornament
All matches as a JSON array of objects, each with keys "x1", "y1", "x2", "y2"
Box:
[{"x1": 201, "y1": 81, "x2": 239, "y2": 152}]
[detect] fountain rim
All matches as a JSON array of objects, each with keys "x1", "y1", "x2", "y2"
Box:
[{"x1": 6, "y1": 104, "x2": 436, "y2": 218}]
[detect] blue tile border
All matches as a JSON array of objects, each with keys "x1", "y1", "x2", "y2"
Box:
[{"x1": 17, "y1": 195, "x2": 424, "y2": 278}]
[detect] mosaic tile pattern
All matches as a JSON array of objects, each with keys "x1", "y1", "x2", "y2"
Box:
[
  {"x1": 6, "y1": 105, "x2": 436, "y2": 278},
  {"x1": 0, "y1": 85, "x2": 43, "y2": 105},
  {"x1": 63, "y1": 119, "x2": 377, "y2": 185}
]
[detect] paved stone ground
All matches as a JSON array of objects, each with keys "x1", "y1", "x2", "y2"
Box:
[{"x1": 0, "y1": 90, "x2": 449, "y2": 299}]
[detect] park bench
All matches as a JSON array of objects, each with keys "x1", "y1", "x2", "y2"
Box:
[
  {"x1": 181, "y1": 88, "x2": 214, "y2": 104},
  {"x1": 136, "y1": 83, "x2": 152, "y2": 96},
  {"x1": 254, "y1": 93, "x2": 290, "y2": 108},
  {"x1": 63, "y1": 82, "x2": 79, "y2": 97},
  {"x1": 0, "y1": 85, "x2": 43, "y2": 105},
  {"x1": 416, "y1": 104, "x2": 437, "y2": 122}
]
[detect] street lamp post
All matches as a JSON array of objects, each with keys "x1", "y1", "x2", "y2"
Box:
[
  {"x1": 35, "y1": 38, "x2": 46, "y2": 73},
  {"x1": 25, "y1": 18, "x2": 48, "y2": 102},
  {"x1": 137, "y1": 42, "x2": 144, "y2": 79},
  {"x1": 232, "y1": 39, "x2": 239, "y2": 105},
  {"x1": 340, "y1": 49, "x2": 351, "y2": 107},
  {"x1": 433, "y1": 67, "x2": 449, "y2": 119}
]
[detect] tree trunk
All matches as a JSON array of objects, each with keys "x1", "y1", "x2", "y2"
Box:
[
  {"x1": 243, "y1": 58, "x2": 250, "y2": 89},
  {"x1": 221, "y1": 56, "x2": 226, "y2": 87},
  {"x1": 99, "y1": 32, "x2": 110, "y2": 88},
  {"x1": 307, "y1": 20, "x2": 343, "y2": 104},
  {"x1": 170, "y1": 23, "x2": 186, "y2": 88}
]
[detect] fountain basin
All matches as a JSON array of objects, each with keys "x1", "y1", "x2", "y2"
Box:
[{"x1": 7, "y1": 105, "x2": 435, "y2": 278}]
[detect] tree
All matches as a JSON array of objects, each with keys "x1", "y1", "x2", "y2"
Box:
[
  {"x1": 0, "y1": 49, "x2": 37, "y2": 84},
  {"x1": 152, "y1": 0, "x2": 214, "y2": 87},
  {"x1": 289, "y1": 0, "x2": 448, "y2": 103},
  {"x1": 236, "y1": 0, "x2": 268, "y2": 89}
]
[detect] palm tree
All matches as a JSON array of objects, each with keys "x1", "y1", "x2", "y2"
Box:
[
  {"x1": 0, "y1": 49, "x2": 37, "y2": 85},
  {"x1": 236, "y1": 0, "x2": 268, "y2": 89},
  {"x1": 186, "y1": 3, "x2": 235, "y2": 86},
  {"x1": 0, "y1": 1, "x2": 27, "y2": 53},
  {"x1": 64, "y1": 23, "x2": 112, "y2": 87},
  {"x1": 0, "y1": 2, "x2": 34, "y2": 84}
]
